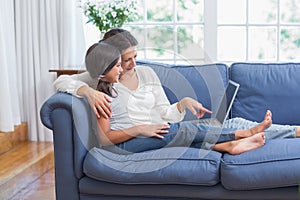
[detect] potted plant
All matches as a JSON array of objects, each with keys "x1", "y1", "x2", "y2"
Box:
[{"x1": 79, "y1": 0, "x2": 138, "y2": 34}]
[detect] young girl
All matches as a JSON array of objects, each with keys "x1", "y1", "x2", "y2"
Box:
[{"x1": 85, "y1": 42, "x2": 268, "y2": 155}]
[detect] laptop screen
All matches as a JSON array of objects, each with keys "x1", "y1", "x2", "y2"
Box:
[{"x1": 215, "y1": 80, "x2": 240, "y2": 124}]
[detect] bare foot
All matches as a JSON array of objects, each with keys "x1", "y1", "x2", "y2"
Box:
[
  {"x1": 250, "y1": 110, "x2": 272, "y2": 134},
  {"x1": 229, "y1": 132, "x2": 265, "y2": 155},
  {"x1": 236, "y1": 110, "x2": 272, "y2": 139}
]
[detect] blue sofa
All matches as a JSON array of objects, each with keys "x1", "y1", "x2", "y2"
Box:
[{"x1": 40, "y1": 61, "x2": 300, "y2": 200}]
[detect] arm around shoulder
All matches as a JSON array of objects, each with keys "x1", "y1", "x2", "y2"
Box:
[
  {"x1": 53, "y1": 71, "x2": 112, "y2": 118},
  {"x1": 53, "y1": 71, "x2": 97, "y2": 98}
]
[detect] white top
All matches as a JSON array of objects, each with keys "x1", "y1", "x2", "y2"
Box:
[
  {"x1": 53, "y1": 66, "x2": 185, "y2": 130},
  {"x1": 53, "y1": 71, "x2": 97, "y2": 98},
  {"x1": 110, "y1": 66, "x2": 185, "y2": 130}
]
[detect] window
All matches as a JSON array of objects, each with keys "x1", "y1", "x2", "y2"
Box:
[
  {"x1": 123, "y1": 0, "x2": 205, "y2": 64},
  {"x1": 217, "y1": 0, "x2": 300, "y2": 62},
  {"x1": 82, "y1": 0, "x2": 300, "y2": 64}
]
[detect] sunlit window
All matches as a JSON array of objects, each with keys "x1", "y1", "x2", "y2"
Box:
[
  {"x1": 217, "y1": 0, "x2": 300, "y2": 62},
  {"x1": 82, "y1": 0, "x2": 300, "y2": 64},
  {"x1": 124, "y1": 0, "x2": 205, "y2": 64}
]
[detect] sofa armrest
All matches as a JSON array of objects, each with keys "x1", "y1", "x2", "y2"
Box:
[
  {"x1": 40, "y1": 92, "x2": 98, "y2": 200},
  {"x1": 40, "y1": 92, "x2": 74, "y2": 129},
  {"x1": 40, "y1": 92, "x2": 98, "y2": 148}
]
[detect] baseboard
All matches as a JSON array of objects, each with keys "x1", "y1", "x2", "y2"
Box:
[{"x1": 0, "y1": 122, "x2": 28, "y2": 155}]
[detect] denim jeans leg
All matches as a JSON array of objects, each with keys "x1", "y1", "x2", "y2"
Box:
[
  {"x1": 112, "y1": 128, "x2": 179, "y2": 153},
  {"x1": 108, "y1": 120, "x2": 237, "y2": 153},
  {"x1": 169, "y1": 121, "x2": 236, "y2": 149},
  {"x1": 112, "y1": 137, "x2": 169, "y2": 154},
  {"x1": 224, "y1": 117, "x2": 297, "y2": 139}
]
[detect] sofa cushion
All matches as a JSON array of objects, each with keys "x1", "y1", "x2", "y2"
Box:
[
  {"x1": 137, "y1": 60, "x2": 229, "y2": 120},
  {"x1": 83, "y1": 146, "x2": 222, "y2": 186},
  {"x1": 230, "y1": 62, "x2": 300, "y2": 125},
  {"x1": 221, "y1": 138, "x2": 300, "y2": 190}
]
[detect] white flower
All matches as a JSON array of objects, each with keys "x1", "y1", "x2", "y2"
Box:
[
  {"x1": 111, "y1": 11, "x2": 117, "y2": 18},
  {"x1": 85, "y1": 10, "x2": 91, "y2": 16},
  {"x1": 79, "y1": 0, "x2": 137, "y2": 33}
]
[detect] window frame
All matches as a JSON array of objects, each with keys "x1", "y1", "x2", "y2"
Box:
[{"x1": 82, "y1": 0, "x2": 300, "y2": 63}]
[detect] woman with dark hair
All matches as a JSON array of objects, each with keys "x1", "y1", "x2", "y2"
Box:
[{"x1": 54, "y1": 28, "x2": 137, "y2": 119}]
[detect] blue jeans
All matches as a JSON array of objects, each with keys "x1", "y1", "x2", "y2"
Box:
[
  {"x1": 224, "y1": 117, "x2": 297, "y2": 139},
  {"x1": 105, "y1": 120, "x2": 236, "y2": 154}
]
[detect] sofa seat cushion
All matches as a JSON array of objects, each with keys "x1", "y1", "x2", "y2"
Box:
[
  {"x1": 221, "y1": 138, "x2": 300, "y2": 190},
  {"x1": 83, "y1": 146, "x2": 222, "y2": 186}
]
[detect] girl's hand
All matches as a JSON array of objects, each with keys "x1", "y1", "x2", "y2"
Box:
[
  {"x1": 179, "y1": 97, "x2": 212, "y2": 118},
  {"x1": 79, "y1": 86, "x2": 112, "y2": 119},
  {"x1": 136, "y1": 124, "x2": 170, "y2": 139}
]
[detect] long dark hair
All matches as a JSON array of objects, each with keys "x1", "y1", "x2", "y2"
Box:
[
  {"x1": 85, "y1": 42, "x2": 120, "y2": 97},
  {"x1": 96, "y1": 56, "x2": 119, "y2": 98}
]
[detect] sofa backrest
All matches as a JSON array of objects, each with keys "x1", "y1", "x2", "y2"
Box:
[
  {"x1": 137, "y1": 60, "x2": 229, "y2": 120},
  {"x1": 230, "y1": 63, "x2": 300, "y2": 125}
]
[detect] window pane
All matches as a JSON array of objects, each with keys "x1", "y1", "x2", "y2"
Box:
[
  {"x1": 144, "y1": 26, "x2": 174, "y2": 60},
  {"x1": 177, "y1": 0, "x2": 204, "y2": 22},
  {"x1": 135, "y1": 0, "x2": 145, "y2": 22},
  {"x1": 218, "y1": 0, "x2": 246, "y2": 24},
  {"x1": 248, "y1": 0, "x2": 278, "y2": 24},
  {"x1": 146, "y1": 0, "x2": 173, "y2": 22},
  {"x1": 280, "y1": 27, "x2": 300, "y2": 60},
  {"x1": 124, "y1": 26, "x2": 146, "y2": 59},
  {"x1": 175, "y1": 59, "x2": 205, "y2": 65},
  {"x1": 218, "y1": 27, "x2": 246, "y2": 61},
  {"x1": 280, "y1": 0, "x2": 300, "y2": 23},
  {"x1": 177, "y1": 25, "x2": 204, "y2": 61},
  {"x1": 248, "y1": 27, "x2": 277, "y2": 61}
]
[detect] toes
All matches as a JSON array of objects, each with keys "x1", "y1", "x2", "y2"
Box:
[
  {"x1": 266, "y1": 110, "x2": 272, "y2": 118},
  {"x1": 264, "y1": 110, "x2": 272, "y2": 126}
]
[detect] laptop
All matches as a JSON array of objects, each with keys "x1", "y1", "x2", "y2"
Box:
[{"x1": 197, "y1": 80, "x2": 240, "y2": 127}]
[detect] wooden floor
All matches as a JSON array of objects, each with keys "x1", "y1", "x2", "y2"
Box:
[
  {"x1": 0, "y1": 123, "x2": 56, "y2": 200},
  {"x1": 10, "y1": 167, "x2": 55, "y2": 200}
]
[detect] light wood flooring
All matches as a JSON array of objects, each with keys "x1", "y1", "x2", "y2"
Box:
[
  {"x1": 0, "y1": 123, "x2": 56, "y2": 200},
  {"x1": 10, "y1": 167, "x2": 55, "y2": 200}
]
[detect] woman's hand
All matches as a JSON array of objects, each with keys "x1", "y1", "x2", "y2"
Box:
[
  {"x1": 179, "y1": 97, "x2": 212, "y2": 118},
  {"x1": 78, "y1": 86, "x2": 112, "y2": 119},
  {"x1": 136, "y1": 124, "x2": 170, "y2": 139}
]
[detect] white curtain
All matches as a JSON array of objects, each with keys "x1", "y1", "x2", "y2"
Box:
[
  {"x1": 0, "y1": 0, "x2": 21, "y2": 132},
  {"x1": 0, "y1": 0, "x2": 86, "y2": 141}
]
